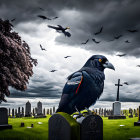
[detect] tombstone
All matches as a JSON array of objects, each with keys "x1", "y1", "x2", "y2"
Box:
[
  {"x1": 47, "y1": 109, "x2": 50, "y2": 115},
  {"x1": 80, "y1": 115, "x2": 103, "y2": 140},
  {"x1": 21, "y1": 122, "x2": 25, "y2": 127},
  {"x1": 108, "y1": 79, "x2": 126, "y2": 119},
  {"x1": 129, "y1": 109, "x2": 133, "y2": 118},
  {"x1": 8, "y1": 108, "x2": 11, "y2": 117},
  {"x1": 49, "y1": 112, "x2": 80, "y2": 140},
  {"x1": 129, "y1": 138, "x2": 140, "y2": 140},
  {"x1": 12, "y1": 109, "x2": 15, "y2": 118},
  {"x1": 31, "y1": 124, "x2": 34, "y2": 128},
  {"x1": 0, "y1": 108, "x2": 12, "y2": 130},
  {"x1": 22, "y1": 107, "x2": 24, "y2": 117},
  {"x1": 43, "y1": 108, "x2": 46, "y2": 116},
  {"x1": 37, "y1": 101, "x2": 42, "y2": 115},
  {"x1": 25, "y1": 101, "x2": 31, "y2": 117},
  {"x1": 15, "y1": 109, "x2": 17, "y2": 117},
  {"x1": 50, "y1": 108, "x2": 52, "y2": 115},
  {"x1": 17, "y1": 107, "x2": 21, "y2": 118},
  {"x1": 33, "y1": 108, "x2": 35, "y2": 116},
  {"x1": 53, "y1": 106, "x2": 55, "y2": 113},
  {"x1": 134, "y1": 106, "x2": 140, "y2": 126}
]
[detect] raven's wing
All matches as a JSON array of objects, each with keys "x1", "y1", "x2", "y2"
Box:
[
  {"x1": 48, "y1": 25, "x2": 59, "y2": 30},
  {"x1": 57, "y1": 72, "x2": 83, "y2": 111},
  {"x1": 63, "y1": 31, "x2": 71, "y2": 37}
]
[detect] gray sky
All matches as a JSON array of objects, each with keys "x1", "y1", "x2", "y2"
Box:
[{"x1": 0, "y1": 0, "x2": 140, "y2": 107}]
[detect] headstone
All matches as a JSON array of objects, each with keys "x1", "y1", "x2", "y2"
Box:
[
  {"x1": 134, "y1": 106, "x2": 140, "y2": 126},
  {"x1": 53, "y1": 106, "x2": 55, "y2": 113},
  {"x1": 8, "y1": 108, "x2": 11, "y2": 116},
  {"x1": 17, "y1": 107, "x2": 21, "y2": 118},
  {"x1": 80, "y1": 115, "x2": 103, "y2": 140},
  {"x1": 12, "y1": 109, "x2": 15, "y2": 118},
  {"x1": 50, "y1": 108, "x2": 52, "y2": 115},
  {"x1": 22, "y1": 107, "x2": 24, "y2": 117},
  {"x1": 15, "y1": 109, "x2": 17, "y2": 117},
  {"x1": 37, "y1": 101, "x2": 42, "y2": 115},
  {"x1": 129, "y1": 108, "x2": 133, "y2": 118},
  {"x1": 25, "y1": 101, "x2": 31, "y2": 117},
  {"x1": 49, "y1": 112, "x2": 80, "y2": 140},
  {"x1": 21, "y1": 122, "x2": 24, "y2": 127},
  {"x1": 43, "y1": 108, "x2": 46, "y2": 116},
  {"x1": 33, "y1": 108, "x2": 35, "y2": 116},
  {"x1": 129, "y1": 138, "x2": 140, "y2": 140},
  {"x1": 0, "y1": 108, "x2": 12, "y2": 130},
  {"x1": 31, "y1": 124, "x2": 34, "y2": 128},
  {"x1": 47, "y1": 109, "x2": 50, "y2": 115}
]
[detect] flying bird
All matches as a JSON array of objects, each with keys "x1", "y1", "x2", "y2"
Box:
[
  {"x1": 56, "y1": 55, "x2": 115, "y2": 114},
  {"x1": 125, "y1": 40, "x2": 130, "y2": 43},
  {"x1": 94, "y1": 26, "x2": 103, "y2": 35},
  {"x1": 116, "y1": 53, "x2": 126, "y2": 57},
  {"x1": 114, "y1": 35, "x2": 122, "y2": 39},
  {"x1": 11, "y1": 18, "x2": 16, "y2": 22},
  {"x1": 37, "y1": 15, "x2": 51, "y2": 20},
  {"x1": 48, "y1": 25, "x2": 71, "y2": 37},
  {"x1": 39, "y1": 7, "x2": 45, "y2": 11},
  {"x1": 52, "y1": 17, "x2": 59, "y2": 19},
  {"x1": 50, "y1": 70, "x2": 57, "y2": 72},
  {"x1": 136, "y1": 65, "x2": 140, "y2": 67},
  {"x1": 81, "y1": 39, "x2": 89, "y2": 44},
  {"x1": 40, "y1": 44, "x2": 46, "y2": 51},
  {"x1": 127, "y1": 29, "x2": 138, "y2": 33},
  {"x1": 123, "y1": 82, "x2": 129, "y2": 85},
  {"x1": 64, "y1": 56, "x2": 71, "y2": 58},
  {"x1": 92, "y1": 38, "x2": 101, "y2": 44}
]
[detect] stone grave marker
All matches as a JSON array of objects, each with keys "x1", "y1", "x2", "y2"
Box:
[
  {"x1": 22, "y1": 107, "x2": 24, "y2": 117},
  {"x1": 129, "y1": 109, "x2": 133, "y2": 118},
  {"x1": 47, "y1": 109, "x2": 49, "y2": 115},
  {"x1": 0, "y1": 108, "x2": 12, "y2": 130},
  {"x1": 21, "y1": 122, "x2": 24, "y2": 127},
  {"x1": 134, "y1": 106, "x2": 140, "y2": 126},
  {"x1": 25, "y1": 101, "x2": 31, "y2": 117},
  {"x1": 49, "y1": 112, "x2": 80, "y2": 140},
  {"x1": 53, "y1": 106, "x2": 55, "y2": 113},
  {"x1": 37, "y1": 101, "x2": 42, "y2": 115},
  {"x1": 50, "y1": 108, "x2": 52, "y2": 115},
  {"x1": 80, "y1": 115, "x2": 103, "y2": 140},
  {"x1": 12, "y1": 109, "x2": 15, "y2": 118}
]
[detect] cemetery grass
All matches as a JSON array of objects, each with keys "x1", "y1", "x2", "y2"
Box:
[{"x1": 0, "y1": 116, "x2": 140, "y2": 140}]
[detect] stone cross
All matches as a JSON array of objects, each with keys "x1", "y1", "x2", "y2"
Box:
[{"x1": 115, "y1": 79, "x2": 123, "y2": 101}]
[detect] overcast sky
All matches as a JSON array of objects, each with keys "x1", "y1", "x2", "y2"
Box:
[{"x1": 0, "y1": 0, "x2": 140, "y2": 108}]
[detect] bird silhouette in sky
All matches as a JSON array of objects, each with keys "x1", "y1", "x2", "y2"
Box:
[
  {"x1": 116, "y1": 53, "x2": 126, "y2": 57},
  {"x1": 11, "y1": 18, "x2": 16, "y2": 22},
  {"x1": 37, "y1": 15, "x2": 51, "y2": 20},
  {"x1": 40, "y1": 44, "x2": 46, "y2": 51},
  {"x1": 136, "y1": 65, "x2": 140, "y2": 67},
  {"x1": 114, "y1": 35, "x2": 122, "y2": 39},
  {"x1": 52, "y1": 17, "x2": 59, "y2": 20},
  {"x1": 50, "y1": 70, "x2": 57, "y2": 72},
  {"x1": 64, "y1": 56, "x2": 71, "y2": 58},
  {"x1": 92, "y1": 38, "x2": 101, "y2": 44},
  {"x1": 81, "y1": 39, "x2": 89, "y2": 44},
  {"x1": 56, "y1": 55, "x2": 115, "y2": 114},
  {"x1": 125, "y1": 40, "x2": 130, "y2": 43},
  {"x1": 123, "y1": 82, "x2": 129, "y2": 85},
  {"x1": 94, "y1": 26, "x2": 103, "y2": 35},
  {"x1": 48, "y1": 25, "x2": 71, "y2": 37},
  {"x1": 127, "y1": 29, "x2": 138, "y2": 33}
]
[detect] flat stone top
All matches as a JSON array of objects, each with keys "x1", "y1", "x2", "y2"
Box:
[{"x1": 130, "y1": 138, "x2": 140, "y2": 140}]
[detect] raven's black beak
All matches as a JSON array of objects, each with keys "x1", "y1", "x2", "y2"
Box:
[{"x1": 103, "y1": 61, "x2": 115, "y2": 70}]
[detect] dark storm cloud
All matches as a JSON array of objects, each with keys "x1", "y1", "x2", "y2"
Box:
[{"x1": 0, "y1": 0, "x2": 140, "y2": 56}]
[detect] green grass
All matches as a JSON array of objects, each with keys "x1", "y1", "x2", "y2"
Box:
[{"x1": 0, "y1": 116, "x2": 140, "y2": 140}]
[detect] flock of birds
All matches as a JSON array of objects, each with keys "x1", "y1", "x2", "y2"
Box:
[{"x1": 10, "y1": 7, "x2": 140, "y2": 75}]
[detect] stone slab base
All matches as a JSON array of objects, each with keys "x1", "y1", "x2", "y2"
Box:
[
  {"x1": 108, "y1": 115, "x2": 126, "y2": 119},
  {"x1": 134, "y1": 121, "x2": 140, "y2": 126},
  {"x1": 34, "y1": 115, "x2": 46, "y2": 118},
  {"x1": 0, "y1": 124, "x2": 12, "y2": 130},
  {"x1": 129, "y1": 138, "x2": 140, "y2": 140}
]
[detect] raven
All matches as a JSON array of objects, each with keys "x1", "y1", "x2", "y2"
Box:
[
  {"x1": 123, "y1": 82, "x2": 129, "y2": 85},
  {"x1": 50, "y1": 70, "x2": 57, "y2": 72},
  {"x1": 56, "y1": 55, "x2": 115, "y2": 114},
  {"x1": 92, "y1": 38, "x2": 101, "y2": 44},
  {"x1": 48, "y1": 25, "x2": 71, "y2": 37},
  {"x1": 116, "y1": 53, "x2": 126, "y2": 57},
  {"x1": 40, "y1": 44, "x2": 46, "y2": 51},
  {"x1": 114, "y1": 35, "x2": 122, "y2": 39},
  {"x1": 125, "y1": 40, "x2": 130, "y2": 43},
  {"x1": 94, "y1": 26, "x2": 103, "y2": 35},
  {"x1": 81, "y1": 39, "x2": 89, "y2": 44},
  {"x1": 127, "y1": 29, "x2": 138, "y2": 33},
  {"x1": 64, "y1": 56, "x2": 71, "y2": 58},
  {"x1": 37, "y1": 15, "x2": 51, "y2": 20}
]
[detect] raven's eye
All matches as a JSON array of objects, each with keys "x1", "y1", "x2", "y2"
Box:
[{"x1": 99, "y1": 59, "x2": 102, "y2": 62}]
